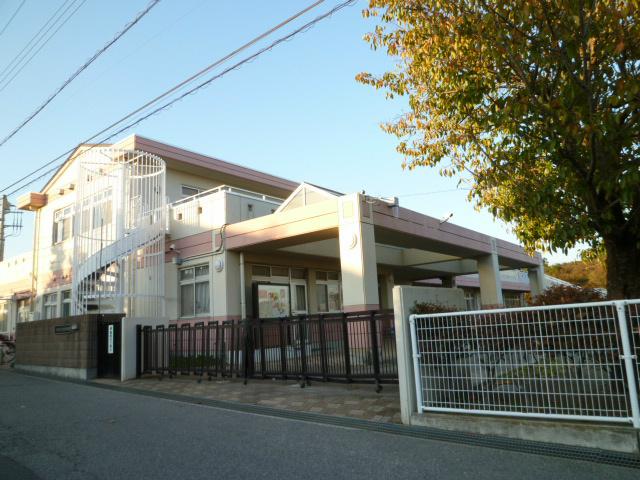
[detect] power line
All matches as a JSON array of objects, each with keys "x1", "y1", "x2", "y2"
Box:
[
  {"x1": 62, "y1": 0, "x2": 206, "y2": 103},
  {"x1": 0, "y1": 0, "x2": 160, "y2": 148},
  {"x1": 398, "y1": 188, "x2": 472, "y2": 198},
  {"x1": 0, "y1": 0, "x2": 86, "y2": 93},
  {"x1": 2, "y1": 0, "x2": 354, "y2": 197},
  {"x1": 0, "y1": 0, "x2": 86, "y2": 92},
  {"x1": 0, "y1": 0, "x2": 73, "y2": 82},
  {"x1": 0, "y1": 0, "x2": 26, "y2": 37}
]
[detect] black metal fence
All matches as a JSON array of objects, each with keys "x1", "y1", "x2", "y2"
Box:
[{"x1": 137, "y1": 311, "x2": 397, "y2": 387}]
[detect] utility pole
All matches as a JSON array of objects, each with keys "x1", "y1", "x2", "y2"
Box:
[{"x1": 0, "y1": 195, "x2": 8, "y2": 263}]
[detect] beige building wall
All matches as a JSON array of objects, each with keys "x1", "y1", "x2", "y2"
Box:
[{"x1": 165, "y1": 169, "x2": 221, "y2": 203}]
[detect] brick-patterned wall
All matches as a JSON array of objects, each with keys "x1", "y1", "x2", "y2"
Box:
[{"x1": 15, "y1": 315, "x2": 119, "y2": 369}]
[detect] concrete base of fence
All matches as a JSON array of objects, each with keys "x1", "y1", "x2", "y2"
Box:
[
  {"x1": 15, "y1": 364, "x2": 96, "y2": 381},
  {"x1": 410, "y1": 412, "x2": 640, "y2": 455}
]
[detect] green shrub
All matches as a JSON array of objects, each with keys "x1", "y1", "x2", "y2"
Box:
[
  {"x1": 411, "y1": 302, "x2": 458, "y2": 315},
  {"x1": 529, "y1": 284, "x2": 605, "y2": 306}
]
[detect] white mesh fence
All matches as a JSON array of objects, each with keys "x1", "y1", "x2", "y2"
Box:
[{"x1": 410, "y1": 300, "x2": 640, "y2": 427}]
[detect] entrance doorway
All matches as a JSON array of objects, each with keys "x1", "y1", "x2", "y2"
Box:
[
  {"x1": 97, "y1": 316, "x2": 121, "y2": 378},
  {"x1": 290, "y1": 280, "x2": 308, "y2": 316}
]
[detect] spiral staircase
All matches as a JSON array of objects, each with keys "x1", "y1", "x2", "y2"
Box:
[{"x1": 71, "y1": 148, "x2": 166, "y2": 318}]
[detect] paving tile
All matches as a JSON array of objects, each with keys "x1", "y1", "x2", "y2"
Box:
[{"x1": 98, "y1": 375, "x2": 401, "y2": 423}]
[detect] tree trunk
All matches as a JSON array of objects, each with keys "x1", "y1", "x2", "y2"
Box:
[{"x1": 604, "y1": 236, "x2": 640, "y2": 299}]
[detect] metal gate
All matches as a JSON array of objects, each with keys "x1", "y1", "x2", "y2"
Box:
[
  {"x1": 410, "y1": 300, "x2": 640, "y2": 427},
  {"x1": 137, "y1": 311, "x2": 398, "y2": 387}
]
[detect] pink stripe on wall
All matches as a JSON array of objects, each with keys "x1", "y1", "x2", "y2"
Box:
[{"x1": 165, "y1": 231, "x2": 213, "y2": 262}]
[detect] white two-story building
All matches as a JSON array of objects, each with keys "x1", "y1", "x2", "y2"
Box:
[{"x1": 0, "y1": 134, "x2": 546, "y2": 339}]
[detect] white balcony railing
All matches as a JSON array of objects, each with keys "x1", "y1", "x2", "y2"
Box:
[{"x1": 167, "y1": 185, "x2": 283, "y2": 237}]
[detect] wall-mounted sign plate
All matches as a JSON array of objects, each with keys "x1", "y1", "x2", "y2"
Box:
[
  {"x1": 107, "y1": 325, "x2": 114, "y2": 354},
  {"x1": 54, "y1": 324, "x2": 79, "y2": 335}
]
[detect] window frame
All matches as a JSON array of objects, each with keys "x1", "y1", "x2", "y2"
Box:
[
  {"x1": 0, "y1": 302, "x2": 8, "y2": 333},
  {"x1": 43, "y1": 292, "x2": 58, "y2": 319},
  {"x1": 181, "y1": 185, "x2": 204, "y2": 198},
  {"x1": 316, "y1": 270, "x2": 342, "y2": 313},
  {"x1": 61, "y1": 290, "x2": 72, "y2": 317},
  {"x1": 463, "y1": 289, "x2": 479, "y2": 311},
  {"x1": 179, "y1": 263, "x2": 211, "y2": 318},
  {"x1": 52, "y1": 205, "x2": 74, "y2": 245}
]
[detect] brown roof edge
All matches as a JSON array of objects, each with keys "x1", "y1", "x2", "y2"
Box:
[
  {"x1": 40, "y1": 142, "x2": 112, "y2": 194},
  {"x1": 127, "y1": 135, "x2": 299, "y2": 193}
]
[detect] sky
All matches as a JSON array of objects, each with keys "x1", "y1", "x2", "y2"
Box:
[{"x1": 0, "y1": 0, "x2": 578, "y2": 263}]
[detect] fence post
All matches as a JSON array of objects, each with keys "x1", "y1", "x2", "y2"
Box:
[
  {"x1": 259, "y1": 320, "x2": 266, "y2": 378},
  {"x1": 318, "y1": 314, "x2": 328, "y2": 381},
  {"x1": 196, "y1": 322, "x2": 205, "y2": 383},
  {"x1": 615, "y1": 301, "x2": 640, "y2": 428},
  {"x1": 408, "y1": 315, "x2": 425, "y2": 414},
  {"x1": 214, "y1": 321, "x2": 221, "y2": 377},
  {"x1": 279, "y1": 319, "x2": 287, "y2": 379},
  {"x1": 341, "y1": 313, "x2": 352, "y2": 382},
  {"x1": 156, "y1": 327, "x2": 162, "y2": 376},
  {"x1": 135, "y1": 325, "x2": 142, "y2": 378},
  {"x1": 228, "y1": 320, "x2": 236, "y2": 377},
  {"x1": 298, "y1": 315, "x2": 308, "y2": 386},
  {"x1": 205, "y1": 322, "x2": 213, "y2": 380},
  {"x1": 369, "y1": 311, "x2": 382, "y2": 391},
  {"x1": 243, "y1": 319, "x2": 251, "y2": 385},
  {"x1": 170, "y1": 324, "x2": 178, "y2": 378}
]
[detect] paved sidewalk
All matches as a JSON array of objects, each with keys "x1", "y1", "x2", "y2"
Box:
[{"x1": 96, "y1": 375, "x2": 402, "y2": 423}]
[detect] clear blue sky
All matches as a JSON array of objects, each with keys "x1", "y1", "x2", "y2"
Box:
[{"x1": 0, "y1": 0, "x2": 576, "y2": 263}]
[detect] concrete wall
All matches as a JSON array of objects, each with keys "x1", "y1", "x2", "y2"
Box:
[
  {"x1": 392, "y1": 286, "x2": 465, "y2": 425},
  {"x1": 121, "y1": 316, "x2": 167, "y2": 381},
  {"x1": 165, "y1": 169, "x2": 221, "y2": 204},
  {"x1": 15, "y1": 315, "x2": 120, "y2": 380}
]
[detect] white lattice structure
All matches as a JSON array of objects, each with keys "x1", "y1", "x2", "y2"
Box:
[
  {"x1": 72, "y1": 148, "x2": 166, "y2": 317},
  {"x1": 410, "y1": 300, "x2": 640, "y2": 427}
]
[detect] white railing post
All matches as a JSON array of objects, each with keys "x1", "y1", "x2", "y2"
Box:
[
  {"x1": 409, "y1": 314, "x2": 425, "y2": 413},
  {"x1": 615, "y1": 300, "x2": 640, "y2": 428}
]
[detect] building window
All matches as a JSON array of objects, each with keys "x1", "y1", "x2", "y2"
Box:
[
  {"x1": 17, "y1": 299, "x2": 30, "y2": 323},
  {"x1": 43, "y1": 293, "x2": 58, "y2": 319},
  {"x1": 250, "y1": 265, "x2": 291, "y2": 278},
  {"x1": 316, "y1": 270, "x2": 341, "y2": 313},
  {"x1": 0, "y1": 302, "x2": 7, "y2": 333},
  {"x1": 92, "y1": 188, "x2": 113, "y2": 229},
  {"x1": 181, "y1": 185, "x2": 204, "y2": 198},
  {"x1": 52, "y1": 205, "x2": 73, "y2": 244},
  {"x1": 271, "y1": 266, "x2": 289, "y2": 278},
  {"x1": 180, "y1": 264, "x2": 210, "y2": 317},
  {"x1": 293, "y1": 284, "x2": 307, "y2": 312},
  {"x1": 251, "y1": 265, "x2": 271, "y2": 277},
  {"x1": 61, "y1": 290, "x2": 71, "y2": 317},
  {"x1": 503, "y1": 292, "x2": 524, "y2": 308},
  {"x1": 463, "y1": 289, "x2": 479, "y2": 311},
  {"x1": 290, "y1": 268, "x2": 306, "y2": 280}
]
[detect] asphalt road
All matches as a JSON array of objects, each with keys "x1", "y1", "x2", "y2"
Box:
[{"x1": 0, "y1": 370, "x2": 636, "y2": 480}]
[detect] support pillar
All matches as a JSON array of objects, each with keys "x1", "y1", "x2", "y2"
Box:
[
  {"x1": 338, "y1": 194, "x2": 379, "y2": 312},
  {"x1": 380, "y1": 272, "x2": 395, "y2": 309},
  {"x1": 477, "y1": 239, "x2": 503, "y2": 307},
  {"x1": 212, "y1": 231, "x2": 241, "y2": 321},
  {"x1": 528, "y1": 258, "x2": 545, "y2": 298}
]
